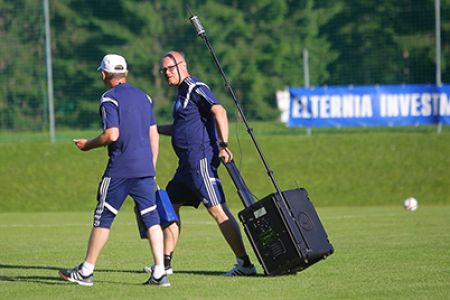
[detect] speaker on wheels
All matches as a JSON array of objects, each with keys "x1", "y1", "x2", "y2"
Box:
[
  {"x1": 238, "y1": 188, "x2": 334, "y2": 276},
  {"x1": 188, "y1": 14, "x2": 334, "y2": 276}
]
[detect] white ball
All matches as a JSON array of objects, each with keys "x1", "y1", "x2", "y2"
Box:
[{"x1": 403, "y1": 197, "x2": 418, "y2": 211}]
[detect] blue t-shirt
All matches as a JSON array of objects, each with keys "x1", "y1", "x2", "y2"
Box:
[
  {"x1": 171, "y1": 76, "x2": 220, "y2": 165},
  {"x1": 100, "y1": 83, "x2": 157, "y2": 178}
]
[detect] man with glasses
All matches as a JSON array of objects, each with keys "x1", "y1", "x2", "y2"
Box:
[{"x1": 144, "y1": 51, "x2": 257, "y2": 276}]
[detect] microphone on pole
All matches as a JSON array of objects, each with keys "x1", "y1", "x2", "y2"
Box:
[{"x1": 189, "y1": 15, "x2": 206, "y2": 37}]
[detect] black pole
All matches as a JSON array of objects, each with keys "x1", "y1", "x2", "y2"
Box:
[{"x1": 189, "y1": 14, "x2": 284, "y2": 197}]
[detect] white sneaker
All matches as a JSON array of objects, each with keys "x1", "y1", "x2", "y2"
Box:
[
  {"x1": 224, "y1": 258, "x2": 257, "y2": 276},
  {"x1": 58, "y1": 264, "x2": 94, "y2": 286},
  {"x1": 143, "y1": 265, "x2": 173, "y2": 275},
  {"x1": 143, "y1": 274, "x2": 171, "y2": 287}
]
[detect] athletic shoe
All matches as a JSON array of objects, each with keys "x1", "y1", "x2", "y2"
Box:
[
  {"x1": 143, "y1": 274, "x2": 171, "y2": 287},
  {"x1": 58, "y1": 264, "x2": 94, "y2": 286},
  {"x1": 224, "y1": 259, "x2": 257, "y2": 276},
  {"x1": 143, "y1": 265, "x2": 173, "y2": 275}
]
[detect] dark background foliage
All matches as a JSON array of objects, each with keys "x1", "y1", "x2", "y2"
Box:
[{"x1": 0, "y1": 0, "x2": 448, "y2": 129}]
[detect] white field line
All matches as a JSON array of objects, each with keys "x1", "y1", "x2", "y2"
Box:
[
  {"x1": 0, "y1": 212, "x2": 403, "y2": 228},
  {"x1": 324, "y1": 212, "x2": 404, "y2": 219}
]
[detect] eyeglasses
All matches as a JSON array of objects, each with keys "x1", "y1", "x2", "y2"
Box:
[{"x1": 159, "y1": 62, "x2": 183, "y2": 74}]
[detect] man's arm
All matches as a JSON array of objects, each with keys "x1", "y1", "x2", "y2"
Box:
[
  {"x1": 73, "y1": 127, "x2": 119, "y2": 151},
  {"x1": 211, "y1": 104, "x2": 233, "y2": 163},
  {"x1": 157, "y1": 124, "x2": 173, "y2": 136},
  {"x1": 149, "y1": 124, "x2": 159, "y2": 169}
]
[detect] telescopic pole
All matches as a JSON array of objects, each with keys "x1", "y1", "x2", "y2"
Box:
[{"x1": 189, "y1": 15, "x2": 284, "y2": 197}]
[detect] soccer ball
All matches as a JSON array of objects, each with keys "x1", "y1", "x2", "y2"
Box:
[{"x1": 403, "y1": 197, "x2": 418, "y2": 211}]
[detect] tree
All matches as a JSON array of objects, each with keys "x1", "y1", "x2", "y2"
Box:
[
  {"x1": 178, "y1": 0, "x2": 340, "y2": 119},
  {"x1": 0, "y1": 0, "x2": 47, "y2": 130},
  {"x1": 324, "y1": 0, "x2": 445, "y2": 85},
  {"x1": 3, "y1": 0, "x2": 447, "y2": 130}
]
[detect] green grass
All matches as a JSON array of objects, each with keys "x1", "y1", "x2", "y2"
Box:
[
  {"x1": 1, "y1": 124, "x2": 449, "y2": 212},
  {"x1": 2, "y1": 122, "x2": 448, "y2": 143},
  {"x1": 1, "y1": 206, "x2": 449, "y2": 299},
  {"x1": 1, "y1": 124, "x2": 449, "y2": 298}
]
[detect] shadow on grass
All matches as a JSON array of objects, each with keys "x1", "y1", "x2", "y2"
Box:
[
  {"x1": 0, "y1": 263, "x2": 267, "y2": 285},
  {"x1": 0, "y1": 263, "x2": 143, "y2": 285},
  {"x1": 0, "y1": 275, "x2": 67, "y2": 285},
  {"x1": 0, "y1": 264, "x2": 62, "y2": 271},
  {"x1": 0, "y1": 263, "x2": 141, "y2": 274},
  {"x1": 175, "y1": 269, "x2": 266, "y2": 277},
  {"x1": 0, "y1": 264, "x2": 65, "y2": 284}
]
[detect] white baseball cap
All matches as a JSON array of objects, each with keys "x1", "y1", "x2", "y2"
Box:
[{"x1": 97, "y1": 54, "x2": 127, "y2": 73}]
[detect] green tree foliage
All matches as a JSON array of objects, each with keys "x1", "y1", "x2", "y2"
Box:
[
  {"x1": 442, "y1": 0, "x2": 450, "y2": 80},
  {"x1": 0, "y1": 0, "x2": 448, "y2": 129},
  {"x1": 46, "y1": 0, "x2": 340, "y2": 124},
  {"x1": 51, "y1": 0, "x2": 165, "y2": 128},
  {"x1": 0, "y1": 0, "x2": 47, "y2": 130},
  {"x1": 325, "y1": 0, "x2": 448, "y2": 85},
  {"x1": 158, "y1": 0, "x2": 340, "y2": 120}
]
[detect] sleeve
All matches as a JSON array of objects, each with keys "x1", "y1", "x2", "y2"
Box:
[
  {"x1": 193, "y1": 84, "x2": 220, "y2": 112},
  {"x1": 100, "y1": 101, "x2": 119, "y2": 130},
  {"x1": 146, "y1": 94, "x2": 157, "y2": 126}
]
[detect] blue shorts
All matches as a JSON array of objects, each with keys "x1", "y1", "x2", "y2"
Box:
[
  {"x1": 93, "y1": 176, "x2": 160, "y2": 228},
  {"x1": 167, "y1": 157, "x2": 226, "y2": 209}
]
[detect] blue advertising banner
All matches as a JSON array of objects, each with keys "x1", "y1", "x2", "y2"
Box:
[{"x1": 288, "y1": 84, "x2": 450, "y2": 127}]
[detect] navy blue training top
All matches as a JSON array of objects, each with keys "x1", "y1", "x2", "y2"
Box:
[
  {"x1": 100, "y1": 83, "x2": 157, "y2": 178},
  {"x1": 171, "y1": 76, "x2": 220, "y2": 165}
]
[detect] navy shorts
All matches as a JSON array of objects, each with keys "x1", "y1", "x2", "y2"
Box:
[
  {"x1": 93, "y1": 176, "x2": 159, "y2": 228},
  {"x1": 167, "y1": 157, "x2": 226, "y2": 209}
]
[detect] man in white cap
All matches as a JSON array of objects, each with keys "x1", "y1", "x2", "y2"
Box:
[{"x1": 58, "y1": 54, "x2": 170, "y2": 287}]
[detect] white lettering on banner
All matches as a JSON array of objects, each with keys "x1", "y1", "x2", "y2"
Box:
[
  {"x1": 399, "y1": 94, "x2": 410, "y2": 116},
  {"x1": 380, "y1": 94, "x2": 396, "y2": 117},
  {"x1": 421, "y1": 93, "x2": 432, "y2": 117},
  {"x1": 292, "y1": 96, "x2": 309, "y2": 118},
  {"x1": 302, "y1": 96, "x2": 310, "y2": 118},
  {"x1": 440, "y1": 93, "x2": 450, "y2": 116},
  {"x1": 330, "y1": 95, "x2": 341, "y2": 117},
  {"x1": 411, "y1": 93, "x2": 420, "y2": 117},
  {"x1": 361, "y1": 95, "x2": 373, "y2": 117},
  {"x1": 342, "y1": 95, "x2": 353, "y2": 117},
  {"x1": 310, "y1": 96, "x2": 320, "y2": 118},
  {"x1": 320, "y1": 95, "x2": 330, "y2": 118},
  {"x1": 289, "y1": 85, "x2": 450, "y2": 127},
  {"x1": 380, "y1": 93, "x2": 445, "y2": 117},
  {"x1": 292, "y1": 94, "x2": 373, "y2": 119},
  {"x1": 354, "y1": 95, "x2": 361, "y2": 117}
]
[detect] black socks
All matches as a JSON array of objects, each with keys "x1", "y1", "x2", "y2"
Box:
[
  {"x1": 164, "y1": 252, "x2": 173, "y2": 269},
  {"x1": 239, "y1": 254, "x2": 252, "y2": 267}
]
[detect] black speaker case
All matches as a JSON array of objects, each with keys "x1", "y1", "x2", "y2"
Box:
[{"x1": 238, "y1": 188, "x2": 334, "y2": 276}]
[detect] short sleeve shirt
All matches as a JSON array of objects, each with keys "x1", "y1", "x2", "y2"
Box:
[
  {"x1": 100, "y1": 83, "x2": 156, "y2": 178},
  {"x1": 171, "y1": 76, "x2": 220, "y2": 165}
]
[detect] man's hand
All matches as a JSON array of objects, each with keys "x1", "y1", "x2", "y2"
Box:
[
  {"x1": 219, "y1": 147, "x2": 233, "y2": 164},
  {"x1": 72, "y1": 128, "x2": 119, "y2": 152},
  {"x1": 73, "y1": 138, "x2": 90, "y2": 151}
]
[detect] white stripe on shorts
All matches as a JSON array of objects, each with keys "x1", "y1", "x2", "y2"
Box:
[
  {"x1": 94, "y1": 177, "x2": 111, "y2": 226},
  {"x1": 104, "y1": 202, "x2": 119, "y2": 215},
  {"x1": 140, "y1": 205, "x2": 157, "y2": 215},
  {"x1": 200, "y1": 158, "x2": 219, "y2": 206}
]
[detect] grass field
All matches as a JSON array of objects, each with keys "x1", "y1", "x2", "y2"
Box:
[
  {"x1": 1, "y1": 206, "x2": 449, "y2": 299},
  {"x1": 1, "y1": 124, "x2": 450, "y2": 212},
  {"x1": 1, "y1": 124, "x2": 449, "y2": 299}
]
